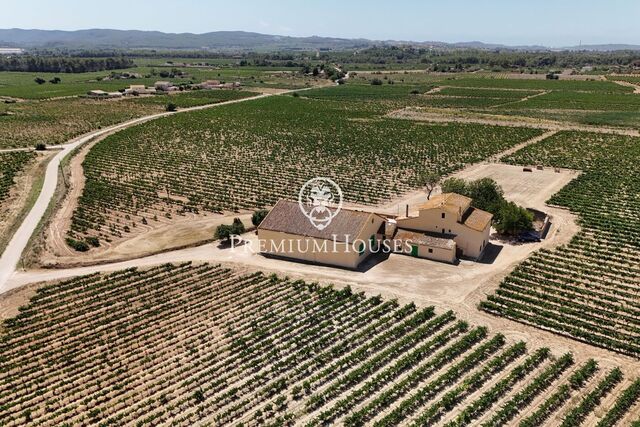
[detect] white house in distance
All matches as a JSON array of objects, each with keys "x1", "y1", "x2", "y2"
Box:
[
  {"x1": 257, "y1": 200, "x2": 386, "y2": 269},
  {"x1": 87, "y1": 89, "x2": 123, "y2": 99},
  {"x1": 124, "y1": 84, "x2": 156, "y2": 95},
  {"x1": 395, "y1": 193, "x2": 492, "y2": 261},
  {"x1": 154, "y1": 81, "x2": 179, "y2": 91}
]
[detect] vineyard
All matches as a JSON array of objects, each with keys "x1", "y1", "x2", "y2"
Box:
[
  {"x1": 0, "y1": 151, "x2": 34, "y2": 203},
  {"x1": 409, "y1": 76, "x2": 640, "y2": 127},
  {"x1": 0, "y1": 90, "x2": 257, "y2": 149},
  {"x1": 481, "y1": 131, "x2": 640, "y2": 357},
  {"x1": 1, "y1": 263, "x2": 639, "y2": 426},
  {"x1": 67, "y1": 93, "x2": 541, "y2": 246}
]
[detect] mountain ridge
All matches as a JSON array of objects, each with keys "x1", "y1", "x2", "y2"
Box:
[{"x1": 0, "y1": 28, "x2": 638, "y2": 52}]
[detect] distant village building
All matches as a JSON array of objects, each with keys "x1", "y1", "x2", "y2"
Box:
[
  {"x1": 197, "y1": 80, "x2": 242, "y2": 90},
  {"x1": 0, "y1": 48, "x2": 24, "y2": 55},
  {"x1": 124, "y1": 84, "x2": 156, "y2": 95},
  {"x1": 87, "y1": 90, "x2": 123, "y2": 99},
  {"x1": 154, "y1": 81, "x2": 178, "y2": 91}
]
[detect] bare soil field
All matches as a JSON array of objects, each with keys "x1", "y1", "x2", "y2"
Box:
[{"x1": 0, "y1": 150, "x2": 55, "y2": 255}]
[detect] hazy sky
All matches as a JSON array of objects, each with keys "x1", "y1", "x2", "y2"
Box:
[{"x1": 2, "y1": 0, "x2": 639, "y2": 46}]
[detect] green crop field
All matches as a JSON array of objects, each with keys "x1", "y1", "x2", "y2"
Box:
[
  {"x1": 442, "y1": 77, "x2": 632, "y2": 93},
  {"x1": 67, "y1": 93, "x2": 541, "y2": 246},
  {"x1": 437, "y1": 87, "x2": 543, "y2": 99},
  {"x1": 1, "y1": 263, "x2": 638, "y2": 426},
  {"x1": 0, "y1": 90, "x2": 258, "y2": 149},
  {"x1": 508, "y1": 90, "x2": 640, "y2": 111},
  {"x1": 481, "y1": 131, "x2": 640, "y2": 358},
  {"x1": 403, "y1": 76, "x2": 640, "y2": 127},
  {"x1": 0, "y1": 151, "x2": 34, "y2": 202},
  {"x1": 0, "y1": 66, "x2": 315, "y2": 99}
]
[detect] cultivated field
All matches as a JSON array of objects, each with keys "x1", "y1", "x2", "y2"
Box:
[
  {"x1": 64, "y1": 92, "x2": 542, "y2": 250},
  {"x1": 0, "y1": 151, "x2": 34, "y2": 202},
  {"x1": 481, "y1": 131, "x2": 640, "y2": 357},
  {"x1": 1, "y1": 264, "x2": 639, "y2": 426},
  {"x1": 0, "y1": 90, "x2": 258, "y2": 149},
  {"x1": 408, "y1": 76, "x2": 640, "y2": 128}
]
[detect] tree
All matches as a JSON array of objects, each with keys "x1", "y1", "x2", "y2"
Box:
[
  {"x1": 232, "y1": 217, "x2": 245, "y2": 234},
  {"x1": 370, "y1": 78, "x2": 383, "y2": 85},
  {"x1": 34, "y1": 77, "x2": 46, "y2": 85},
  {"x1": 214, "y1": 218, "x2": 246, "y2": 243},
  {"x1": 494, "y1": 202, "x2": 533, "y2": 235},
  {"x1": 251, "y1": 209, "x2": 270, "y2": 227},
  {"x1": 417, "y1": 171, "x2": 440, "y2": 200},
  {"x1": 34, "y1": 143, "x2": 47, "y2": 151},
  {"x1": 441, "y1": 177, "x2": 505, "y2": 216},
  {"x1": 467, "y1": 178, "x2": 505, "y2": 214},
  {"x1": 214, "y1": 224, "x2": 233, "y2": 242},
  {"x1": 441, "y1": 177, "x2": 468, "y2": 196},
  {"x1": 49, "y1": 77, "x2": 61, "y2": 84},
  {"x1": 166, "y1": 103, "x2": 177, "y2": 112}
]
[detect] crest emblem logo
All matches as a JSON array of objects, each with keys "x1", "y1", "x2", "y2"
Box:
[{"x1": 298, "y1": 177, "x2": 343, "y2": 230}]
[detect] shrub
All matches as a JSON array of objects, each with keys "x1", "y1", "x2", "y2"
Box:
[
  {"x1": 34, "y1": 143, "x2": 47, "y2": 151},
  {"x1": 34, "y1": 77, "x2": 46, "y2": 85},
  {"x1": 193, "y1": 389, "x2": 205, "y2": 404},
  {"x1": 494, "y1": 202, "x2": 533, "y2": 235},
  {"x1": 85, "y1": 236, "x2": 100, "y2": 247},
  {"x1": 66, "y1": 237, "x2": 89, "y2": 252},
  {"x1": 370, "y1": 78, "x2": 383, "y2": 85},
  {"x1": 251, "y1": 209, "x2": 270, "y2": 227},
  {"x1": 166, "y1": 103, "x2": 177, "y2": 112}
]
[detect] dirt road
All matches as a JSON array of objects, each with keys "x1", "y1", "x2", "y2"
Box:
[{"x1": 0, "y1": 89, "x2": 312, "y2": 291}]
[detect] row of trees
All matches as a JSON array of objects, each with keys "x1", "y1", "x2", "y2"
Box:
[{"x1": 0, "y1": 56, "x2": 135, "y2": 73}]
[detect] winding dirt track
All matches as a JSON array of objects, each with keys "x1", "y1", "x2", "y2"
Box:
[{"x1": 0, "y1": 88, "x2": 318, "y2": 292}]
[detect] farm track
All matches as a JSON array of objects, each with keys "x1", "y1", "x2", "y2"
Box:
[
  {"x1": 0, "y1": 87, "x2": 319, "y2": 292},
  {"x1": 611, "y1": 79, "x2": 640, "y2": 94},
  {"x1": 388, "y1": 107, "x2": 640, "y2": 137}
]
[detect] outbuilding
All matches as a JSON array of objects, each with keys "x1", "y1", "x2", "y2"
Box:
[{"x1": 257, "y1": 199, "x2": 386, "y2": 269}]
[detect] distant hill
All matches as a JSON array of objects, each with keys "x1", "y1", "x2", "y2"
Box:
[
  {"x1": 0, "y1": 28, "x2": 639, "y2": 52},
  {"x1": 0, "y1": 28, "x2": 373, "y2": 51}
]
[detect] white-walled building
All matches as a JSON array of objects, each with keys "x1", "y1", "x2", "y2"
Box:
[{"x1": 395, "y1": 193, "x2": 492, "y2": 260}]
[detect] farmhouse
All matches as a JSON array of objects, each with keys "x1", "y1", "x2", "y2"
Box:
[
  {"x1": 86, "y1": 89, "x2": 123, "y2": 99},
  {"x1": 197, "y1": 80, "x2": 242, "y2": 89},
  {"x1": 257, "y1": 193, "x2": 493, "y2": 269},
  {"x1": 154, "y1": 81, "x2": 178, "y2": 91},
  {"x1": 124, "y1": 84, "x2": 156, "y2": 95},
  {"x1": 257, "y1": 200, "x2": 386, "y2": 269},
  {"x1": 395, "y1": 193, "x2": 492, "y2": 260}
]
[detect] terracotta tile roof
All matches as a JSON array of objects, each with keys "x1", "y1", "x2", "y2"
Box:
[
  {"x1": 394, "y1": 228, "x2": 456, "y2": 250},
  {"x1": 418, "y1": 193, "x2": 472, "y2": 213},
  {"x1": 258, "y1": 199, "x2": 380, "y2": 242},
  {"x1": 462, "y1": 207, "x2": 493, "y2": 232}
]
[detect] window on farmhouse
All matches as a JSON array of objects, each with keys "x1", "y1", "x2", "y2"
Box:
[
  {"x1": 441, "y1": 213, "x2": 445, "y2": 219},
  {"x1": 428, "y1": 248, "x2": 433, "y2": 253}
]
